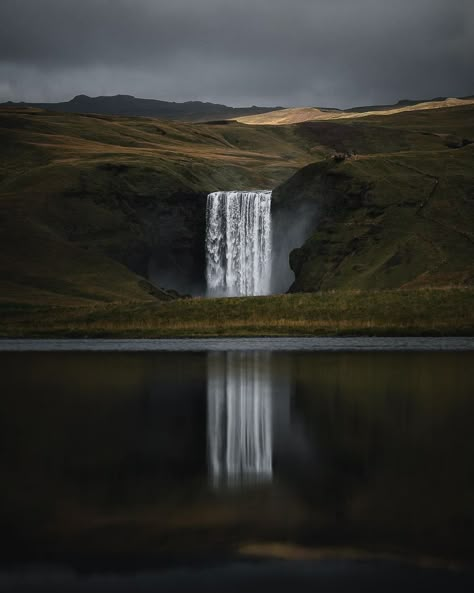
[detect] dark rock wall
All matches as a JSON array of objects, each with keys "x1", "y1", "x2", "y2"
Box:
[
  {"x1": 146, "y1": 191, "x2": 208, "y2": 296},
  {"x1": 272, "y1": 160, "x2": 369, "y2": 292},
  {"x1": 59, "y1": 163, "x2": 209, "y2": 295}
]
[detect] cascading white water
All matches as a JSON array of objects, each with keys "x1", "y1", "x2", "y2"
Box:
[
  {"x1": 207, "y1": 352, "x2": 273, "y2": 487},
  {"x1": 206, "y1": 190, "x2": 272, "y2": 296}
]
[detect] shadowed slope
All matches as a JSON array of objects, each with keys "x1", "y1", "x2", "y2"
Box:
[{"x1": 0, "y1": 108, "x2": 316, "y2": 304}]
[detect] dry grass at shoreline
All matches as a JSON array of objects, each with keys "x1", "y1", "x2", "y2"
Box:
[{"x1": 1, "y1": 288, "x2": 473, "y2": 338}]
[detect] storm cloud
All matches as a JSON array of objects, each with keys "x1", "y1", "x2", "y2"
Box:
[{"x1": 1, "y1": 0, "x2": 473, "y2": 107}]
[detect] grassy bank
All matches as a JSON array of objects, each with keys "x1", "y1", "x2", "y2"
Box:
[{"x1": 1, "y1": 288, "x2": 473, "y2": 338}]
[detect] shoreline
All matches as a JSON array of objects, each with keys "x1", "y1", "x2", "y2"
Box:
[
  {"x1": 0, "y1": 336, "x2": 474, "y2": 352},
  {"x1": 1, "y1": 288, "x2": 473, "y2": 339}
]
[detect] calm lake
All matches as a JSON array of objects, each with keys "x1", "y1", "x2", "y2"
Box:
[{"x1": 1, "y1": 339, "x2": 473, "y2": 592}]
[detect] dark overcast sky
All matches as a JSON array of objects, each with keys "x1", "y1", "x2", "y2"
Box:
[{"x1": 1, "y1": 0, "x2": 473, "y2": 108}]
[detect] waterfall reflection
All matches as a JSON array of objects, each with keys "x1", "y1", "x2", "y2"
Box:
[{"x1": 207, "y1": 352, "x2": 273, "y2": 487}]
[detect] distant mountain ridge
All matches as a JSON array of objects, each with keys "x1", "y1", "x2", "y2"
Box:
[
  {"x1": 0, "y1": 94, "x2": 284, "y2": 122},
  {"x1": 3, "y1": 93, "x2": 474, "y2": 123}
]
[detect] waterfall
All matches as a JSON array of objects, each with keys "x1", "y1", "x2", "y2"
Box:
[
  {"x1": 206, "y1": 190, "x2": 272, "y2": 296},
  {"x1": 207, "y1": 352, "x2": 273, "y2": 487}
]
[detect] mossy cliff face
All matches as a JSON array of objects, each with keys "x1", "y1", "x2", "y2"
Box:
[
  {"x1": 62, "y1": 163, "x2": 208, "y2": 294},
  {"x1": 273, "y1": 144, "x2": 474, "y2": 291},
  {"x1": 0, "y1": 156, "x2": 209, "y2": 304}
]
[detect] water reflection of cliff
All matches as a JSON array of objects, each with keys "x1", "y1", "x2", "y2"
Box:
[
  {"x1": 1, "y1": 350, "x2": 473, "y2": 569},
  {"x1": 207, "y1": 352, "x2": 276, "y2": 487}
]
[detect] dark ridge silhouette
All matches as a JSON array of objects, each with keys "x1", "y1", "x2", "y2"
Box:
[{"x1": 0, "y1": 94, "x2": 284, "y2": 122}]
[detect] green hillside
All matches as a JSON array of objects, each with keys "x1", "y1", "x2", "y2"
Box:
[
  {"x1": 273, "y1": 105, "x2": 474, "y2": 291},
  {"x1": 0, "y1": 107, "x2": 315, "y2": 305},
  {"x1": 0, "y1": 102, "x2": 473, "y2": 333}
]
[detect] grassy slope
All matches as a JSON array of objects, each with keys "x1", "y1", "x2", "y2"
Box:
[
  {"x1": 1, "y1": 288, "x2": 472, "y2": 337},
  {"x1": 236, "y1": 97, "x2": 474, "y2": 125},
  {"x1": 0, "y1": 108, "x2": 317, "y2": 305},
  {"x1": 275, "y1": 105, "x2": 474, "y2": 291}
]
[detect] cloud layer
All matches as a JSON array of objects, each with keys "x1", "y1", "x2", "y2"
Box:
[{"x1": 1, "y1": 0, "x2": 473, "y2": 107}]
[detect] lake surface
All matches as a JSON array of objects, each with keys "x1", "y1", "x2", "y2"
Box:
[
  {"x1": 2, "y1": 336, "x2": 474, "y2": 351},
  {"x1": 1, "y1": 340, "x2": 473, "y2": 591}
]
